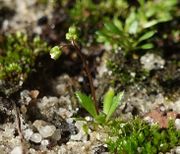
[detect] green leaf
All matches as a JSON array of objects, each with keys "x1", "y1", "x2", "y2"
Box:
[
  {"x1": 140, "y1": 43, "x2": 154, "y2": 49},
  {"x1": 75, "y1": 92, "x2": 97, "y2": 118},
  {"x1": 143, "y1": 20, "x2": 158, "y2": 28},
  {"x1": 82, "y1": 124, "x2": 89, "y2": 134},
  {"x1": 113, "y1": 18, "x2": 123, "y2": 31},
  {"x1": 104, "y1": 22, "x2": 121, "y2": 34},
  {"x1": 128, "y1": 20, "x2": 139, "y2": 34},
  {"x1": 95, "y1": 113, "x2": 106, "y2": 124},
  {"x1": 66, "y1": 26, "x2": 78, "y2": 41},
  {"x1": 50, "y1": 46, "x2": 62, "y2": 60},
  {"x1": 103, "y1": 88, "x2": 115, "y2": 115},
  {"x1": 138, "y1": 0, "x2": 145, "y2": 6},
  {"x1": 125, "y1": 9, "x2": 136, "y2": 33},
  {"x1": 138, "y1": 31, "x2": 156, "y2": 43},
  {"x1": 106, "y1": 91, "x2": 124, "y2": 121}
]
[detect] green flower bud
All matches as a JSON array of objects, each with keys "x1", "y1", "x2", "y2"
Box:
[
  {"x1": 66, "y1": 26, "x2": 78, "y2": 41},
  {"x1": 50, "y1": 46, "x2": 62, "y2": 60},
  {"x1": 69, "y1": 26, "x2": 77, "y2": 34}
]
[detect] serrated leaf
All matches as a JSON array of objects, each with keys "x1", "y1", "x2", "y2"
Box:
[
  {"x1": 138, "y1": 31, "x2": 156, "y2": 43},
  {"x1": 103, "y1": 88, "x2": 115, "y2": 115},
  {"x1": 75, "y1": 92, "x2": 97, "y2": 118},
  {"x1": 106, "y1": 91, "x2": 124, "y2": 122}
]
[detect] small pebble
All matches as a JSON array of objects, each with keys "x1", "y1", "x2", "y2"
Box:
[
  {"x1": 41, "y1": 139, "x2": 49, "y2": 147},
  {"x1": 144, "y1": 116, "x2": 154, "y2": 125},
  {"x1": 10, "y1": 146, "x2": 22, "y2": 154},
  {"x1": 71, "y1": 121, "x2": 88, "y2": 141},
  {"x1": 175, "y1": 119, "x2": 180, "y2": 130},
  {"x1": 51, "y1": 129, "x2": 61, "y2": 141},
  {"x1": 56, "y1": 84, "x2": 66, "y2": 95},
  {"x1": 23, "y1": 129, "x2": 33, "y2": 140},
  {"x1": 30, "y1": 133, "x2": 42, "y2": 143},
  {"x1": 33, "y1": 120, "x2": 46, "y2": 129},
  {"x1": 38, "y1": 125, "x2": 56, "y2": 138},
  {"x1": 175, "y1": 146, "x2": 180, "y2": 154},
  {"x1": 58, "y1": 108, "x2": 72, "y2": 119},
  {"x1": 140, "y1": 53, "x2": 165, "y2": 71},
  {"x1": 172, "y1": 99, "x2": 180, "y2": 113}
]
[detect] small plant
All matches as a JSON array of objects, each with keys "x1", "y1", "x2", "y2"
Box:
[
  {"x1": 0, "y1": 32, "x2": 50, "y2": 95},
  {"x1": 107, "y1": 118, "x2": 180, "y2": 154},
  {"x1": 50, "y1": 26, "x2": 124, "y2": 124},
  {"x1": 96, "y1": 0, "x2": 178, "y2": 53},
  {"x1": 75, "y1": 88, "x2": 124, "y2": 124},
  {"x1": 68, "y1": 0, "x2": 129, "y2": 44},
  {"x1": 96, "y1": 17, "x2": 156, "y2": 52},
  {"x1": 50, "y1": 25, "x2": 98, "y2": 111}
]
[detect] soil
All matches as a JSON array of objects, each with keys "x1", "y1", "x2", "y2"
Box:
[{"x1": 0, "y1": 0, "x2": 179, "y2": 154}]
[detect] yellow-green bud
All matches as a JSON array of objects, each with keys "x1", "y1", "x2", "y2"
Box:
[{"x1": 50, "y1": 46, "x2": 62, "y2": 60}]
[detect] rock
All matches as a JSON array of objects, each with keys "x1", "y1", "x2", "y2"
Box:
[
  {"x1": 172, "y1": 99, "x2": 180, "y2": 113},
  {"x1": 38, "y1": 125, "x2": 56, "y2": 138},
  {"x1": 23, "y1": 128, "x2": 33, "y2": 140},
  {"x1": 175, "y1": 146, "x2": 180, "y2": 154},
  {"x1": 58, "y1": 108, "x2": 72, "y2": 119},
  {"x1": 41, "y1": 139, "x2": 49, "y2": 147},
  {"x1": 175, "y1": 119, "x2": 180, "y2": 130},
  {"x1": 51, "y1": 129, "x2": 61, "y2": 141},
  {"x1": 10, "y1": 146, "x2": 23, "y2": 154},
  {"x1": 30, "y1": 133, "x2": 42, "y2": 143},
  {"x1": 38, "y1": 97, "x2": 59, "y2": 109},
  {"x1": 70, "y1": 121, "x2": 88, "y2": 141},
  {"x1": 56, "y1": 84, "x2": 67, "y2": 95},
  {"x1": 20, "y1": 90, "x2": 32, "y2": 105},
  {"x1": 140, "y1": 53, "x2": 165, "y2": 71},
  {"x1": 33, "y1": 120, "x2": 56, "y2": 138}
]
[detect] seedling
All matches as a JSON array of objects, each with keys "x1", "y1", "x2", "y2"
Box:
[
  {"x1": 50, "y1": 26, "x2": 124, "y2": 123},
  {"x1": 75, "y1": 88, "x2": 124, "y2": 124}
]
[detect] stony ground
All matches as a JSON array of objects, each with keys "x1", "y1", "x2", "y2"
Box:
[{"x1": 0, "y1": 0, "x2": 179, "y2": 154}]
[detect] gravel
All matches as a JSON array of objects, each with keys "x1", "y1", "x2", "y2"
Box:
[
  {"x1": 0, "y1": 0, "x2": 179, "y2": 153},
  {"x1": 175, "y1": 119, "x2": 180, "y2": 130},
  {"x1": 140, "y1": 53, "x2": 165, "y2": 71},
  {"x1": 10, "y1": 146, "x2": 23, "y2": 154},
  {"x1": 30, "y1": 133, "x2": 42, "y2": 143}
]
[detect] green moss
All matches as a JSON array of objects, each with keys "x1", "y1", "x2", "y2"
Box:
[
  {"x1": 107, "y1": 118, "x2": 180, "y2": 154},
  {"x1": 106, "y1": 52, "x2": 149, "y2": 87},
  {"x1": 0, "y1": 32, "x2": 50, "y2": 95}
]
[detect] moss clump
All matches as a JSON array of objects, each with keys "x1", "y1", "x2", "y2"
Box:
[
  {"x1": 106, "y1": 52, "x2": 150, "y2": 88},
  {"x1": 107, "y1": 118, "x2": 180, "y2": 154},
  {"x1": 0, "y1": 32, "x2": 50, "y2": 95}
]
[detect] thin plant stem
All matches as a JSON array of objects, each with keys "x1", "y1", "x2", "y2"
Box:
[
  {"x1": 14, "y1": 103, "x2": 26, "y2": 154},
  {"x1": 71, "y1": 40, "x2": 98, "y2": 114},
  {"x1": 60, "y1": 41, "x2": 99, "y2": 114}
]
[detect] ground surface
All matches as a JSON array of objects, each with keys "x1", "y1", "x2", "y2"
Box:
[{"x1": 0, "y1": 0, "x2": 179, "y2": 154}]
